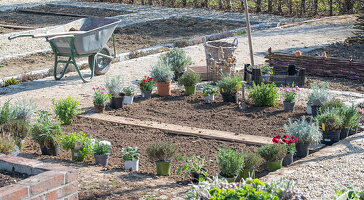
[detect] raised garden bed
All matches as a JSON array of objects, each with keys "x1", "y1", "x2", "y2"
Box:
[
  {"x1": 0, "y1": 169, "x2": 29, "y2": 187},
  {"x1": 0, "y1": 17, "x2": 243, "y2": 79},
  {"x1": 105, "y1": 91, "x2": 307, "y2": 138},
  {"x1": 0, "y1": 5, "x2": 127, "y2": 29}
]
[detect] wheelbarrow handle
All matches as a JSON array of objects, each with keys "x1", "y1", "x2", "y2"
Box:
[{"x1": 8, "y1": 34, "x2": 34, "y2": 40}]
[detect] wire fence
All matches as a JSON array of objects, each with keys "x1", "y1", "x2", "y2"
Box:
[{"x1": 85, "y1": 0, "x2": 362, "y2": 17}]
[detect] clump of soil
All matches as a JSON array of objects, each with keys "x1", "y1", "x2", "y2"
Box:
[
  {"x1": 0, "y1": 169, "x2": 29, "y2": 187},
  {"x1": 105, "y1": 91, "x2": 307, "y2": 138},
  {"x1": 21, "y1": 117, "x2": 258, "y2": 182}
]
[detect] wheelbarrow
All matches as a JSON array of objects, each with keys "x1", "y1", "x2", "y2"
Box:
[{"x1": 8, "y1": 17, "x2": 121, "y2": 82}]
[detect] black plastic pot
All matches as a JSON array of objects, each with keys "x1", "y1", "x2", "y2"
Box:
[
  {"x1": 322, "y1": 129, "x2": 341, "y2": 145},
  {"x1": 311, "y1": 105, "x2": 321, "y2": 117},
  {"x1": 295, "y1": 143, "x2": 309, "y2": 158},
  {"x1": 191, "y1": 170, "x2": 207, "y2": 184},
  {"x1": 283, "y1": 152, "x2": 294, "y2": 166},
  {"x1": 349, "y1": 125, "x2": 358, "y2": 135},
  {"x1": 340, "y1": 128, "x2": 350, "y2": 140},
  {"x1": 40, "y1": 142, "x2": 60, "y2": 156},
  {"x1": 283, "y1": 101, "x2": 295, "y2": 112},
  {"x1": 111, "y1": 93, "x2": 125, "y2": 109},
  {"x1": 221, "y1": 93, "x2": 236, "y2": 103},
  {"x1": 174, "y1": 72, "x2": 184, "y2": 81}
]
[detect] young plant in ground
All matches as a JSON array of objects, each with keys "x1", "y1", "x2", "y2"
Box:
[
  {"x1": 243, "y1": 151, "x2": 265, "y2": 170},
  {"x1": 280, "y1": 85, "x2": 300, "y2": 103},
  {"x1": 307, "y1": 82, "x2": 331, "y2": 106},
  {"x1": 146, "y1": 142, "x2": 178, "y2": 162},
  {"x1": 11, "y1": 98, "x2": 36, "y2": 122},
  {"x1": 93, "y1": 86, "x2": 112, "y2": 106},
  {"x1": 257, "y1": 143, "x2": 287, "y2": 162},
  {"x1": 4, "y1": 77, "x2": 18, "y2": 87},
  {"x1": 138, "y1": 76, "x2": 157, "y2": 91},
  {"x1": 272, "y1": 135, "x2": 297, "y2": 154},
  {"x1": 31, "y1": 110, "x2": 62, "y2": 149},
  {"x1": 122, "y1": 86, "x2": 135, "y2": 96},
  {"x1": 177, "y1": 71, "x2": 200, "y2": 87},
  {"x1": 2, "y1": 119, "x2": 31, "y2": 149},
  {"x1": 249, "y1": 82, "x2": 279, "y2": 106},
  {"x1": 284, "y1": 116, "x2": 322, "y2": 145},
  {"x1": 61, "y1": 132, "x2": 94, "y2": 161},
  {"x1": 52, "y1": 96, "x2": 82, "y2": 125},
  {"x1": 105, "y1": 75, "x2": 123, "y2": 96},
  {"x1": 177, "y1": 155, "x2": 209, "y2": 179},
  {"x1": 161, "y1": 48, "x2": 192, "y2": 74},
  {"x1": 216, "y1": 74, "x2": 243, "y2": 95},
  {"x1": 150, "y1": 60, "x2": 174, "y2": 82},
  {"x1": 0, "y1": 133, "x2": 16, "y2": 154},
  {"x1": 315, "y1": 107, "x2": 343, "y2": 131},
  {"x1": 121, "y1": 147, "x2": 140, "y2": 161},
  {"x1": 202, "y1": 85, "x2": 218, "y2": 97},
  {"x1": 0, "y1": 100, "x2": 15, "y2": 125},
  {"x1": 93, "y1": 140, "x2": 112, "y2": 155},
  {"x1": 216, "y1": 147, "x2": 244, "y2": 178}
]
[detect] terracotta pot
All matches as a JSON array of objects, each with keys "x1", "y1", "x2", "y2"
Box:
[
  {"x1": 94, "y1": 105, "x2": 105, "y2": 113},
  {"x1": 156, "y1": 81, "x2": 171, "y2": 96}
]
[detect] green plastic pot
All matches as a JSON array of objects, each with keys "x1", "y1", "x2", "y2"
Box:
[
  {"x1": 155, "y1": 161, "x2": 172, "y2": 176},
  {"x1": 184, "y1": 86, "x2": 196, "y2": 95},
  {"x1": 267, "y1": 160, "x2": 283, "y2": 172},
  {"x1": 237, "y1": 169, "x2": 255, "y2": 181}
]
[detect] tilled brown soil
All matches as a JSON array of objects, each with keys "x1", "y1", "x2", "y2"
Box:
[
  {"x1": 106, "y1": 91, "x2": 307, "y2": 138},
  {"x1": 21, "y1": 117, "x2": 258, "y2": 182},
  {"x1": 305, "y1": 76, "x2": 364, "y2": 93},
  {"x1": 0, "y1": 18, "x2": 242, "y2": 79},
  {"x1": 0, "y1": 169, "x2": 29, "y2": 187}
]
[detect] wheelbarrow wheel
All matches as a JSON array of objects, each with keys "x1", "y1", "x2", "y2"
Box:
[{"x1": 88, "y1": 47, "x2": 112, "y2": 75}]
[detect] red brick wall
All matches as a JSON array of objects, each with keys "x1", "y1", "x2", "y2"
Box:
[{"x1": 0, "y1": 155, "x2": 78, "y2": 200}]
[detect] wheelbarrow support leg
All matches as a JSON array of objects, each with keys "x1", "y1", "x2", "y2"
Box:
[{"x1": 54, "y1": 57, "x2": 71, "y2": 80}]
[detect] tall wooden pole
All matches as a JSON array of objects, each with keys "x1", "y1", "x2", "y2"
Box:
[{"x1": 243, "y1": 0, "x2": 254, "y2": 66}]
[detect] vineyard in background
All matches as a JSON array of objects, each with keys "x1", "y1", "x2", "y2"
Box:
[{"x1": 83, "y1": 0, "x2": 361, "y2": 17}]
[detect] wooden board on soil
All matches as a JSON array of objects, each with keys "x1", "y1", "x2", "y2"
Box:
[
  {"x1": 104, "y1": 91, "x2": 307, "y2": 138},
  {"x1": 0, "y1": 17, "x2": 243, "y2": 78},
  {"x1": 80, "y1": 113, "x2": 272, "y2": 145}
]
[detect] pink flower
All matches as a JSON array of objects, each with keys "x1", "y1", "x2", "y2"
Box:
[
  {"x1": 279, "y1": 87, "x2": 282, "y2": 91},
  {"x1": 102, "y1": 87, "x2": 106, "y2": 91},
  {"x1": 360, "y1": 109, "x2": 364, "y2": 115},
  {"x1": 101, "y1": 91, "x2": 105, "y2": 95},
  {"x1": 292, "y1": 88, "x2": 296, "y2": 92},
  {"x1": 284, "y1": 88, "x2": 288, "y2": 92},
  {"x1": 92, "y1": 87, "x2": 96, "y2": 90}
]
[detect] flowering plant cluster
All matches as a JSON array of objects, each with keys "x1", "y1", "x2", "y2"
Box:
[
  {"x1": 137, "y1": 76, "x2": 156, "y2": 91},
  {"x1": 93, "y1": 140, "x2": 112, "y2": 155},
  {"x1": 121, "y1": 147, "x2": 139, "y2": 161},
  {"x1": 93, "y1": 86, "x2": 112, "y2": 106},
  {"x1": 272, "y1": 135, "x2": 297, "y2": 154},
  {"x1": 280, "y1": 85, "x2": 300, "y2": 103}
]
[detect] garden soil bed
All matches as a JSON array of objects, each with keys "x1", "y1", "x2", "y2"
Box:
[
  {"x1": 105, "y1": 91, "x2": 307, "y2": 138},
  {"x1": 0, "y1": 169, "x2": 29, "y2": 187},
  {"x1": 20, "y1": 117, "x2": 259, "y2": 182},
  {"x1": 0, "y1": 17, "x2": 243, "y2": 79},
  {"x1": 305, "y1": 76, "x2": 364, "y2": 93}
]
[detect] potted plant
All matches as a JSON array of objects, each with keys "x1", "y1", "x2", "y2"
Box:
[
  {"x1": 31, "y1": 110, "x2": 62, "y2": 156},
  {"x1": 339, "y1": 105, "x2": 358, "y2": 139},
  {"x1": 272, "y1": 135, "x2": 297, "y2": 166},
  {"x1": 307, "y1": 82, "x2": 331, "y2": 116},
  {"x1": 161, "y1": 48, "x2": 192, "y2": 81},
  {"x1": 350, "y1": 109, "x2": 362, "y2": 135},
  {"x1": 93, "y1": 86, "x2": 112, "y2": 113},
  {"x1": 146, "y1": 142, "x2": 178, "y2": 176},
  {"x1": 93, "y1": 139, "x2": 112, "y2": 166},
  {"x1": 202, "y1": 85, "x2": 218, "y2": 101},
  {"x1": 138, "y1": 76, "x2": 156, "y2": 99},
  {"x1": 150, "y1": 60, "x2": 174, "y2": 96},
  {"x1": 248, "y1": 65, "x2": 273, "y2": 83},
  {"x1": 121, "y1": 147, "x2": 140, "y2": 171},
  {"x1": 2, "y1": 119, "x2": 31, "y2": 156},
  {"x1": 216, "y1": 147, "x2": 244, "y2": 182},
  {"x1": 216, "y1": 74, "x2": 243, "y2": 103},
  {"x1": 315, "y1": 108, "x2": 343, "y2": 145},
  {"x1": 177, "y1": 155, "x2": 209, "y2": 183},
  {"x1": 237, "y1": 151, "x2": 264, "y2": 181},
  {"x1": 105, "y1": 75, "x2": 125, "y2": 109},
  {"x1": 177, "y1": 71, "x2": 200, "y2": 95},
  {"x1": 257, "y1": 143, "x2": 287, "y2": 172},
  {"x1": 285, "y1": 116, "x2": 322, "y2": 157},
  {"x1": 122, "y1": 86, "x2": 135, "y2": 105},
  {"x1": 62, "y1": 131, "x2": 94, "y2": 162},
  {"x1": 280, "y1": 85, "x2": 300, "y2": 112}
]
